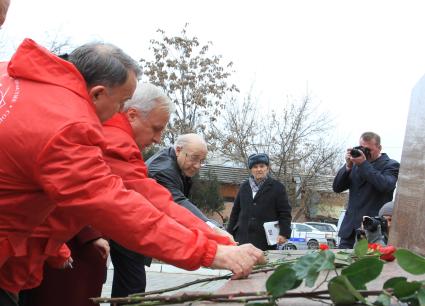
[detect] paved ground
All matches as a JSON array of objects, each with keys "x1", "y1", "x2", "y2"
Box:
[{"x1": 99, "y1": 264, "x2": 229, "y2": 305}]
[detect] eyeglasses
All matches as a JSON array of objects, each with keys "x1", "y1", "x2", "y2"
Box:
[{"x1": 185, "y1": 153, "x2": 206, "y2": 166}]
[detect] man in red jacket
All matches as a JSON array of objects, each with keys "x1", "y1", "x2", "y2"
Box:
[
  {"x1": 0, "y1": 40, "x2": 264, "y2": 305},
  {"x1": 18, "y1": 83, "x2": 235, "y2": 306},
  {"x1": 105, "y1": 83, "x2": 234, "y2": 298}
]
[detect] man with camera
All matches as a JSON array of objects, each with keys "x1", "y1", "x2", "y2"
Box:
[
  {"x1": 333, "y1": 132, "x2": 400, "y2": 248},
  {"x1": 356, "y1": 201, "x2": 394, "y2": 245}
]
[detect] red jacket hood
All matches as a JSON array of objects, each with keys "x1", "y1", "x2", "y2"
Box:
[{"x1": 7, "y1": 38, "x2": 90, "y2": 102}]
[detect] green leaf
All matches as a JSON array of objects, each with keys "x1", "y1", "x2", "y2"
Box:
[
  {"x1": 328, "y1": 275, "x2": 366, "y2": 304},
  {"x1": 374, "y1": 293, "x2": 391, "y2": 306},
  {"x1": 395, "y1": 249, "x2": 425, "y2": 275},
  {"x1": 342, "y1": 257, "x2": 383, "y2": 290},
  {"x1": 266, "y1": 265, "x2": 298, "y2": 298},
  {"x1": 292, "y1": 251, "x2": 335, "y2": 287},
  {"x1": 383, "y1": 276, "x2": 407, "y2": 289},
  {"x1": 354, "y1": 238, "x2": 368, "y2": 258},
  {"x1": 417, "y1": 287, "x2": 425, "y2": 306},
  {"x1": 393, "y1": 279, "x2": 422, "y2": 299}
]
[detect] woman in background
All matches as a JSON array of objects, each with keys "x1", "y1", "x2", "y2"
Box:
[{"x1": 227, "y1": 153, "x2": 292, "y2": 251}]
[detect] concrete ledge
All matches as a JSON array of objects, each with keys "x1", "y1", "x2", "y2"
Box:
[{"x1": 146, "y1": 263, "x2": 230, "y2": 276}]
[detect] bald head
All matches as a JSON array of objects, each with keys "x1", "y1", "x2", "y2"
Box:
[
  {"x1": 0, "y1": 0, "x2": 10, "y2": 28},
  {"x1": 174, "y1": 133, "x2": 207, "y2": 151},
  {"x1": 174, "y1": 133, "x2": 208, "y2": 177}
]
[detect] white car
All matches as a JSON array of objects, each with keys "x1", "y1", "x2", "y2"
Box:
[
  {"x1": 304, "y1": 222, "x2": 338, "y2": 248},
  {"x1": 290, "y1": 223, "x2": 329, "y2": 249}
]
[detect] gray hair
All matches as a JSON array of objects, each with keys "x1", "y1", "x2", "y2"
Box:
[
  {"x1": 174, "y1": 133, "x2": 207, "y2": 150},
  {"x1": 123, "y1": 83, "x2": 175, "y2": 116},
  {"x1": 68, "y1": 42, "x2": 142, "y2": 88}
]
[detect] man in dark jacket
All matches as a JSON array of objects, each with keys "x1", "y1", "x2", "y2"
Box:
[
  {"x1": 333, "y1": 132, "x2": 400, "y2": 248},
  {"x1": 146, "y1": 134, "x2": 230, "y2": 234}
]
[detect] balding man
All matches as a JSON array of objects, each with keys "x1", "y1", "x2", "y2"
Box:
[{"x1": 147, "y1": 134, "x2": 223, "y2": 229}]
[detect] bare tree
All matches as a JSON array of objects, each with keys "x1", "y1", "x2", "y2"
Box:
[
  {"x1": 140, "y1": 23, "x2": 238, "y2": 144},
  {"x1": 210, "y1": 91, "x2": 263, "y2": 166},
  {"x1": 215, "y1": 91, "x2": 343, "y2": 219}
]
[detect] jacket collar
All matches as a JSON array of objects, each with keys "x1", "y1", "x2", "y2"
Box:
[
  {"x1": 167, "y1": 147, "x2": 192, "y2": 180},
  {"x1": 103, "y1": 113, "x2": 135, "y2": 139}
]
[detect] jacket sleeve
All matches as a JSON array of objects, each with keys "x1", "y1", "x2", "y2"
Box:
[
  {"x1": 357, "y1": 159, "x2": 400, "y2": 193},
  {"x1": 104, "y1": 147, "x2": 233, "y2": 245},
  {"x1": 276, "y1": 183, "x2": 292, "y2": 238},
  {"x1": 227, "y1": 190, "x2": 241, "y2": 235},
  {"x1": 45, "y1": 244, "x2": 71, "y2": 269},
  {"x1": 35, "y1": 123, "x2": 217, "y2": 270},
  {"x1": 151, "y1": 169, "x2": 211, "y2": 223},
  {"x1": 332, "y1": 165, "x2": 351, "y2": 193}
]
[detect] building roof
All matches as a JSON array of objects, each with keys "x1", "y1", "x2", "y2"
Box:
[{"x1": 199, "y1": 164, "x2": 336, "y2": 192}]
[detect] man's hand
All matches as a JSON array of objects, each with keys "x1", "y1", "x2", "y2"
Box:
[
  {"x1": 277, "y1": 235, "x2": 287, "y2": 245},
  {"x1": 350, "y1": 150, "x2": 366, "y2": 166},
  {"x1": 213, "y1": 227, "x2": 236, "y2": 244},
  {"x1": 210, "y1": 243, "x2": 266, "y2": 279},
  {"x1": 92, "y1": 238, "x2": 110, "y2": 259},
  {"x1": 62, "y1": 256, "x2": 74, "y2": 269},
  {"x1": 346, "y1": 148, "x2": 366, "y2": 168},
  {"x1": 345, "y1": 148, "x2": 354, "y2": 170}
]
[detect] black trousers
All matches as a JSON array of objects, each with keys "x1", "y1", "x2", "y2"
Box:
[
  {"x1": 109, "y1": 240, "x2": 148, "y2": 297},
  {"x1": 338, "y1": 230, "x2": 356, "y2": 249},
  {"x1": 0, "y1": 288, "x2": 18, "y2": 306}
]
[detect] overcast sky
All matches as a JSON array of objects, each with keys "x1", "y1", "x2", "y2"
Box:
[{"x1": 2, "y1": 0, "x2": 425, "y2": 162}]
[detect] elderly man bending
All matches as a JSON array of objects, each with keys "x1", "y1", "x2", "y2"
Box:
[{"x1": 147, "y1": 134, "x2": 228, "y2": 231}]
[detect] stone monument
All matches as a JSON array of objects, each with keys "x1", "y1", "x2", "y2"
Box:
[{"x1": 389, "y1": 73, "x2": 425, "y2": 255}]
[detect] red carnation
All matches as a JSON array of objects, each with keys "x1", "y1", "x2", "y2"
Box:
[
  {"x1": 319, "y1": 244, "x2": 329, "y2": 251},
  {"x1": 377, "y1": 245, "x2": 396, "y2": 262}
]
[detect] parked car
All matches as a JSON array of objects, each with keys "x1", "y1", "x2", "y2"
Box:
[
  {"x1": 278, "y1": 237, "x2": 309, "y2": 250},
  {"x1": 336, "y1": 209, "x2": 346, "y2": 246},
  {"x1": 304, "y1": 222, "x2": 338, "y2": 248},
  {"x1": 290, "y1": 223, "x2": 329, "y2": 249}
]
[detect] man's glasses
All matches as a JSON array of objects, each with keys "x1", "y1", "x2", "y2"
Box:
[{"x1": 185, "y1": 153, "x2": 206, "y2": 166}]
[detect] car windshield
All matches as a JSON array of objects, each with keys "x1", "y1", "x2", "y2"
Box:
[{"x1": 307, "y1": 223, "x2": 336, "y2": 232}]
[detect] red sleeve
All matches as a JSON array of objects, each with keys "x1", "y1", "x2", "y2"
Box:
[
  {"x1": 45, "y1": 244, "x2": 71, "y2": 269},
  {"x1": 35, "y1": 123, "x2": 217, "y2": 270}
]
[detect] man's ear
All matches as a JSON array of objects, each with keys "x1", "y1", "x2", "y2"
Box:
[
  {"x1": 175, "y1": 145, "x2": 183, "y2": 156},
  {"x1": 126, "y1": 108, "x2": 138, "y2": 122},
  {"x1": 88, "y1": 85, "x2": 107, "y2": 103}
]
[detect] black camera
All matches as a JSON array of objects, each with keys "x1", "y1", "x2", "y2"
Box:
[
  {"x1": 356, "y1": 216, "x2": 389, "y2": 245},
  {"x1": 363, "y1": 216, "x2": 388, "y2": 233},
  {"x1": 350, "y1": 146, "x2": 371, "y2": 159}
]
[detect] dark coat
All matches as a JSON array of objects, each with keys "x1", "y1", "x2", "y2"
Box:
[
  {"x1": 146, "y1": 147, "x2": 215, "y2": 224},
  {"x1": 333, "y1": 153, "x2": 400, "y2": 239},
  {"x1": 20, "y1": 227, "x2": 106, "y2": 306},
  {"x1": 226, "y1": 177, "x2": 292, "y2": 251}
]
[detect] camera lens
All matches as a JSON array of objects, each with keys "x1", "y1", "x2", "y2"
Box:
[{"x1": 350, "y1": 149, "x2": 361, "y2": 157}]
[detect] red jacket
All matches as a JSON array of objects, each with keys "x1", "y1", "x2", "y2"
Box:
[
  {"x1": 102, "y1": 113, "x2": 232, "y2": 242},
  {"x1": 0, "y1": 39, "x2": 218, "y2": 292}
]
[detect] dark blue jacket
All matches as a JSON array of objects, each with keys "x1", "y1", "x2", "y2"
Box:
[{"x1": 333, "y1": 153, "x2": 400, "y2": 239}]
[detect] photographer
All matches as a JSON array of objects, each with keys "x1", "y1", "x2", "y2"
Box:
[
  {"x1": 356, "y1": 201, "x2": 394, "y2": 245},
  {"x1": 333, "y1": 132, "x2": 400, "y2": 248}
]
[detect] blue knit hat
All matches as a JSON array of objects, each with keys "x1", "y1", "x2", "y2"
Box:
[{"x1": 248, "y1": 153, "x2": 270, "y2": 169}]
